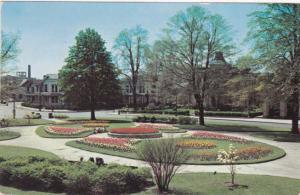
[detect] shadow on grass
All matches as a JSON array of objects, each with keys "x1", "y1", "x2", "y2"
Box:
[
  {"x1": 177, "y1": 124, "x2": 287, "y2": 133},
  {"x1": 251, "y1": 131, "x2": 300, "y2": 142}
]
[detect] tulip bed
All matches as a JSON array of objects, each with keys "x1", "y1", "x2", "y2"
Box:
[
  {"x1": 108, "y1": 127, "x2": 162, "y2": 138},
  {"x1": 78, "y1": 137, "x2": 135, "y2": 152},
  {"x1": 192, "y1": 131, "x2": 250, "y2": 144},
  {"x1": 177, "y1": 139, "x2": 216, "y2": 149},
  {"x1": 46, "y1": 126, "x2": 90, "y2": 135}
]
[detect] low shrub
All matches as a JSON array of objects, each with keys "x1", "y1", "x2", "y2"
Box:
[
  {"x1": 53, "y1": 114, "x2": 69, "y2": 119},
  {"x1": 195, "y1": 110, "x2": 263, "y2": 118},
  {"x1": 134, "y1": 115, "x2": 196, "y2": 125},
  {"x1": 178, "y1": 116, "x2": 197, "y2": 125},
  {"x1": 0, "y1": 157, "x2": 152, "y2": 194},
  {"x1": 110, "y1": 127, "x2": 159, "y2": 134}
]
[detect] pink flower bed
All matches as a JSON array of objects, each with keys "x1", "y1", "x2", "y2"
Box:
[
  {"x1": 137, "y1": 123, "x2": 173, "y2": 129},
  {"x1": 192, "y1": 131, "x2": 250, "y2": 143},
  {"x1": 46, "y1": 126, "x2": 88, "y2": 135},
  {"x1": 80, "y1": 137, "x2": 134, "y2": 151},
  {"x1": 110, "y1": 127, "x2": 159, "y2": 134}
]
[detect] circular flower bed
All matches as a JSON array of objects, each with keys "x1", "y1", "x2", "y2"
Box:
[
  {"x1": 46, "y1": 126, "x2": 89, "y2": 135},
  {"x1": 177, "y1": 139, "x2": 216, "y2": 149},
  {"x1": 78, "y1": 137, "x2": 134, "y2": 152},
  {"x1": 82, "y1": 123, "x2": 109, "y2": 128},
  {"x1": 108, "y1": 127, "x2": 162, "y2": 138},
  {"x1": 192, "y1": 131, "x2": 250, "y2": 144},
  {"x1": 137, "y1": 123, "x2": 187, "y2": 133}
]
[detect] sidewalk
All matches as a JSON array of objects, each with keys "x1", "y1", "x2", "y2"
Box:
[{"x1": 204, "y1": 116, "x2": 300, "y2": 125}]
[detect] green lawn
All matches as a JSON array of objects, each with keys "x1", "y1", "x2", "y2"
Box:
[
  {"x1": 67, "y1": 137, "x2": 285, "y2": 165},
  {"x1": 251, "y1": 131, "x2": 300, "y2": 142},
  {"x1": 0, "y1": 130, "x2": 21, "y2": 140},
  {"x1": 0, "y1": 145, "x2": 59, "y2": 159},
  {"x1": 0, "y1": 185, "x2": 64, "y2": 195},
  {"x1": 177, "y1": 120, "x2": 290, "y2": 132},
  {"x1": 135, "y1": 172, "x2": 300, "y2": 195},
  {"x1": 5, "y1": 118, "x2": 54, "y2": 127}
]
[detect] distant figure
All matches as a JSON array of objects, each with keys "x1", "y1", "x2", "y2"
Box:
[
  {"x1": 80, "y1": 156, "x2": 84, "y2": 162},
  {"x1": 96, "y1": 157, "x2": 104, "y2": 166},
  {"x1": 89, "y1": 157, "x2": 95, "y2": 163}
]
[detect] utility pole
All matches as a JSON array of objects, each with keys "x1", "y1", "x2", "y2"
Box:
[{"x1": 12, "y1": 94, "x2": 16, "y2": 119}]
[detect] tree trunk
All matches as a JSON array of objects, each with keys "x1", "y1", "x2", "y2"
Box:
[
  {"x1": 132, "y1": 88, "x2": 137, "y2": 111},
  {"x1": 194, "y1": 94, "x2": 205, "y2": 126},
  {"x1": 291, "y1": 89, "x2": 299, "y2": 134}
]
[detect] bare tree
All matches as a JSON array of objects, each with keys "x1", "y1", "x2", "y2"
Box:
[
  {"x1": 114, "y1": 26, "x2": 148, "y2": 110},
  {"x1": 156, "y1": 6, "x2": 235, "y2": 125},
  {"x1": 137, "y1": 138, "x2": 189, "y2": 193}
]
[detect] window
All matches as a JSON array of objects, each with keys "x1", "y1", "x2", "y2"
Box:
[
  {"x1": 52, "y1": 84, "x2": 54, "y2": 92},
  {"x1": 51, "y1": 84, "x2": 58, "y2": 92},
  {"x1": 55, "y1": 85, "x2": 58, "y2": 92},
  {"x1": 139, "y1": 85, "x2": 145, "y2": 93},
  {"x1": 31, "y1": 87, "x2": 34, "y2": 93},
  {"x1": 44, "y1": 84, "x2": 48, "y2": 92},
  {"x1": 51, "y1": 96, "x2": 58, "y2": 103},
  {"x1": 126, "y1": 85, "x2": 129, "y2": 93},
  {"x1": 36, "y1": 85, "x2": 39, "y2": 92}
]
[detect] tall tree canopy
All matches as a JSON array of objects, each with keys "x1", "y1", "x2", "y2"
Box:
[
  {"x1": 59, "y1": 28, "x2": 122, "y2": 120},
  {"x1": 114, "y1": 25, "x2": 148, "y2": 110},
  {"x1": 248, "y1": 4, "x2": 300, "y2": 133},
  {"x1": 155, "y1": 6, "x2": 235, "y2": 125}
]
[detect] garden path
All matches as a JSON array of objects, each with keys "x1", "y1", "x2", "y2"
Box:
[{"x1": 0, "y1": 125, "x2": 299, "y2": 179}]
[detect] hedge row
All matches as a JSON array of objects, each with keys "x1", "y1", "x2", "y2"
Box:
[
  {"x1": 120, "y1": 109, "x2": 190, "y2": 116},
  {"x1": 134, "y1": 115, "x2": 197, "y2": 125},
  {"x1": 195, "y1": 111, "x2": 263, "y2": 118},
  {"x1": 0, "y1": 156, "x2": 152, "y2": 194}
]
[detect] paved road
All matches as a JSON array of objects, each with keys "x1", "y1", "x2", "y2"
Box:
[
  {"x1": 1, "y1": 125, "x2": 299, "y2": 179},
  {"x1": 1, "y1": 102, "x2": 297, "y2": 130}
]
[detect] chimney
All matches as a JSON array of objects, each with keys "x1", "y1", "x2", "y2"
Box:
[
  {"x1": 28, "y1": 65, "x2": 31, "y2": 78},
  {"x1": 215, "y1": 52, "x2": 225, "y2": 62}
]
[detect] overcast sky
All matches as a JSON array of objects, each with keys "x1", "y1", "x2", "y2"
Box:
[{"x1": 2, "y1": 2, "x2": 262, "y2": 78}]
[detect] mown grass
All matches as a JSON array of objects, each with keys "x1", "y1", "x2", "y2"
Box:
[
  {"x1": 177, "y1": 120, "x2": 290, "y2": 132},
  {"x1": 0, "y1": 185, "x2": 64, "y2": 195},
  {"x1": 5, "y1": 118, "x2": 54, "y2": 127},
  {"x1": 0, "y1": 130, "x2": 21, "y2": 140},
  {"x1": 0, "y1": 145, "x2": 59, "y2": 159},
  {"x1": 135, "y1": 172, "x2": 300, "y2": 195}
]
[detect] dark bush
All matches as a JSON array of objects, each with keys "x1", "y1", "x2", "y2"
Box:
[
  {"x1": 195, "y1": 110, "x2": 263, "y2": 118},
  {"x1": 0, "y1": 157, "x2": 152, "y2": 194}
]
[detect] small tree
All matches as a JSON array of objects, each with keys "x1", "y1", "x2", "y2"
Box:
[
  {"x1": 137, "y1": 138, "x2": 189, "y2": 193},
  {"x1": 217, "y1": 144, "x2": 239, "y2": 187}
]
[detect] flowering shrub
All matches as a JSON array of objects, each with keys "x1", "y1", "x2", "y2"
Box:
[
  {"x1": 82, "y1": 123, "x2": 109, "y2": 128},
  {"x1": 192, "y1": 131, "x2": 250, "y2": 143},
  {"x1": 217, "y1": 144, "x2": 239, "y2": 185},
  {"x1": 177, "y1": 139, "x2": 216, "y2": 149},
  {"x1": 191, "y1": 151, "x2": 217, "y2": 161},
  {"x1": 110, "y1": 127, "x2": 159, "y2": 134},
  {"x1": 46, "y1": 126, "x2": 89, "y2": 135},
  {"x1": 236, "y1": 146, "x2": 272, "y2": 160},
  {"x1": 79, "y1": 137, "x2": 134, "y2": 151}
]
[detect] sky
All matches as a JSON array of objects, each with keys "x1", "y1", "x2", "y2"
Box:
[{"x1": 2, "y1": 2, "x2": 262, "y2": 78}]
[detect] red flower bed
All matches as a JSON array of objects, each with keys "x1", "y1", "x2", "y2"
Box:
[
  {"x1": 192, "y1": 131, "x2": 250, "y2": 143},
  {"x1": 46, "y1": 126, "x2": 88, "y2": 135},
  {"x1": 80, "y1": 137, "x2": 134, "y2": 151},
  {"x1": 110, "y1": 127, "x2": 159, "y2": 134},
  {"x1": 236, "y1": 146, "x2": 272, "y2": 160}
]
